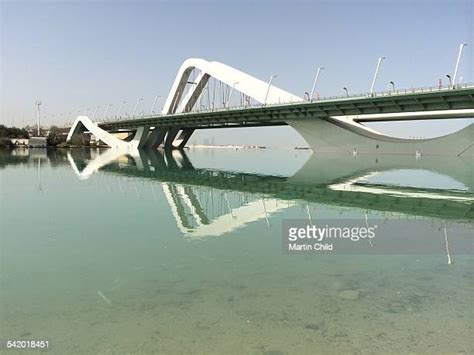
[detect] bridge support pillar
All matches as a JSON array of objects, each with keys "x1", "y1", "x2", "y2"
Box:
[
  {"x1": 174, "y1": 128, "x2": 195, "y2": 149},
  {"x1": 164, "y1": 127, "x2": 180, "y2": 150},
  {"x1": 145, "y1": 127, "x2": 168, "y2": 149},
  {"x1": 131, "y1": 125, "x2": 150, "y2": 149}
]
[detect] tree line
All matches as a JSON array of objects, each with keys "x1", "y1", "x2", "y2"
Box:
[{"x1": 0, "y1": 125, "x2": 29, "y2": 139}]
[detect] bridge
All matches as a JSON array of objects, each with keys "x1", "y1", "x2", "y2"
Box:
[{"x1": 67, "y1": 58, "x2": 474, "y2": 155}]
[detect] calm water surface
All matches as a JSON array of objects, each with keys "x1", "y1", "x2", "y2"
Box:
[{"x1": 1, "y1": 148, "x2": 473, "y2": 354}]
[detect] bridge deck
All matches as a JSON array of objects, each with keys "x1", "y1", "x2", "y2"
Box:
[{"x1": 99, "y1": 85, "x2": 474, "y2": 131}]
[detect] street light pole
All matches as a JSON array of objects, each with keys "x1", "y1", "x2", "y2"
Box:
[
  {"x1": 343, "y1": 87, "x2": 349, "y2": 97},
  {"x1": 103, "y1": 104, "x2": 112, "y2": 120},
  {"x1": 117, "y1": 101, "x2": 126, "y2": 117},
  {"x1": 92, "y1": 106, "x2": 101, "y2": 120},
  {"x1": 150, "y1": 95, "x2": 161, "y2": 114},
  {"x1": 310, "y1": 67, "x2": 325, "y2": 101},
  {"x1": 370, "y1": 56, "x2": 386, "y2": 94},
  {"x1": 132, "y1": 98, "x2": 143, "y2": 117},
  {"x1": 389, "y1": 81, "x2": 395, "y2": 91},
  {"x1": 452, "y1": 43, "x2": 468, "y2": 87},
  {"x1": 446, "y1": 74, "x2": 452, "y2": 88},
  {"x1": 35, "y1": 101, "x2": 42, "y2": 136},
  {"x1": 264, "y1": 75, "x2": 277, "y2": 105}
]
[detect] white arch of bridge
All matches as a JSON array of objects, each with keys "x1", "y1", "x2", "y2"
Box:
[{"x1": 162, "y1": 58, "x2": 301, "y2": 114}]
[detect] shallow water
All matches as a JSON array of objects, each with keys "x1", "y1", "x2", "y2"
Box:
[{"x1": 0, "y1": 148, "x2": 473, "y2": 354}]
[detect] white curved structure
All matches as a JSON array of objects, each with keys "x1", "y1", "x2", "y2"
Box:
[
  {"x1": 66, "y1": 116, "x2": 149, "y2": 150},
  {"x1": 66, "y1": 148, "x2": 143, "y2": 180},
  {"x1": 162, "y1": 58, "x2": 301, "y2": 114},
  {"x1": 287, "y1": 117, "x2": 473, "y2": 156},
  {"x1": 328, "y1": 171, "x2": 473, "y2": 202},
  {"x1": 159, "y1": 58, "x2": 300, "y2": 148}
]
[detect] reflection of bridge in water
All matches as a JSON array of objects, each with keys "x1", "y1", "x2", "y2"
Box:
[
  {"x1": 161, "y1": 183, "x2": 290, "y2": 238},
  {"x1": 67, "y1": 148, "x2": 474, "y2": 237}
]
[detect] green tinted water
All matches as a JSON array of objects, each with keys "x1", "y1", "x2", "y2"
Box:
[{"x1": 1, "y1": 148, "x2": 472, "y2": 354}]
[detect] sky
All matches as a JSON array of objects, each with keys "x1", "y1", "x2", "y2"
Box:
[{"x1": 1, "y1": 0, "x2": 473, "y2": 146}]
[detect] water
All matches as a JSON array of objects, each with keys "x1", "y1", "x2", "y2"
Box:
[{"x1": 1, "y1": 148, "x2": 473, "y2": 354}]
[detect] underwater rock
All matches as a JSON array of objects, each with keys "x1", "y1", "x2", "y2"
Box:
[
  {"x1": 414, "y1": 291, "x2": 427, "y2": 298},
  {"x1": 386, "y1": 302, "x2": 405, "y2": 313},
  {"x1": 338, "y1": 290, "x2": 360, "y2": 300},
  {"x1": 304, "y1": 323, "x2": 321, "y2": 330}
]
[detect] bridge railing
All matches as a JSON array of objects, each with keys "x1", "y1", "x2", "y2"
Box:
[
  {"x1": 299, "y1": 82, "x2": 474, "y2": 102},
  {"x1": 154, "y1": 82, "x2": 474, "y2": 118}
]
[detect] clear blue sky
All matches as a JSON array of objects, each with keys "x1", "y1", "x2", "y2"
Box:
[{"x1": 1, "y1": 0, "x2": 473, "y2": 145}]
